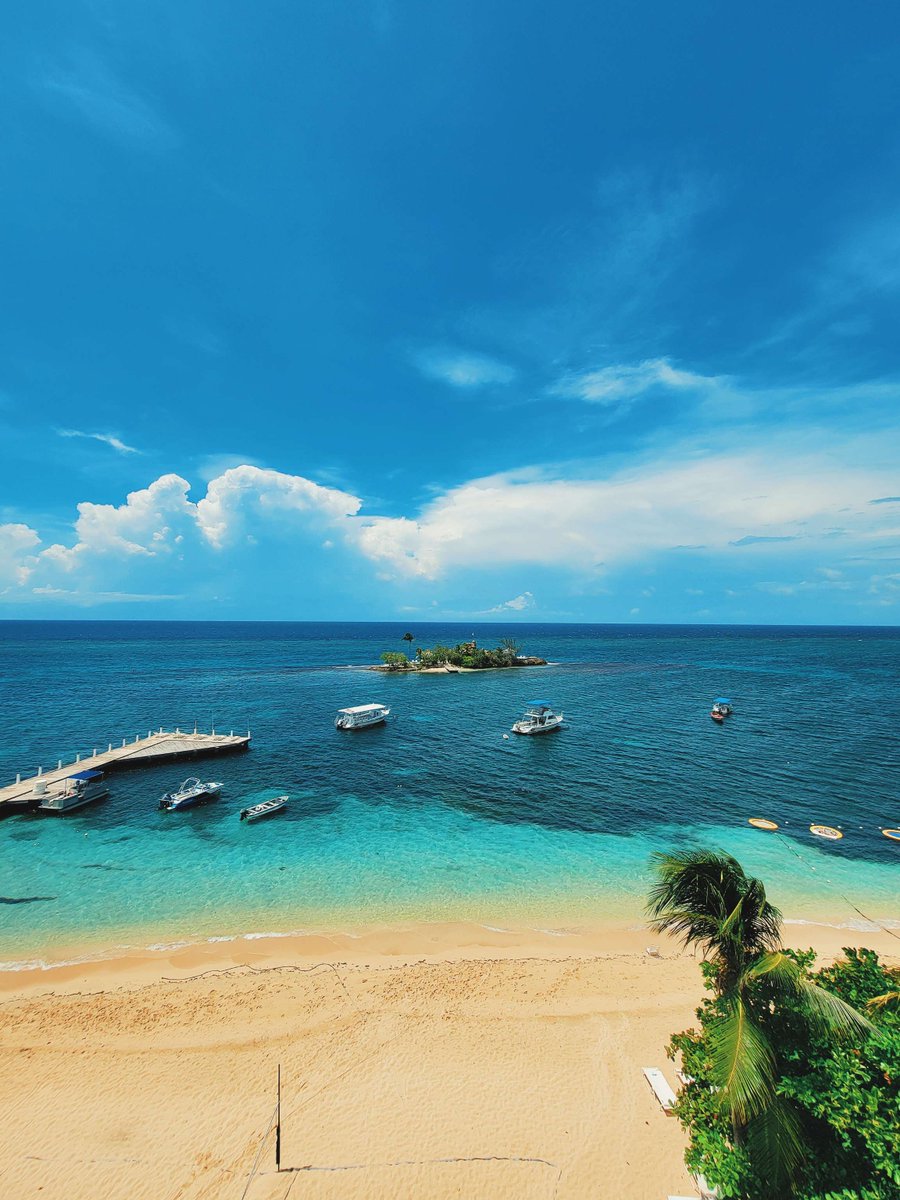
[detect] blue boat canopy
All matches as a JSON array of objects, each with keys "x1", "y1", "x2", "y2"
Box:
[
  {"x1": 69, "y1": 769, "x2": 104, "y2": 781},
  {"x1": 526, "y1": 700, "x2": 554, "y2": 708},
  {"x1": 714, "y1": 697, "x2": 732, "y2": 705}
]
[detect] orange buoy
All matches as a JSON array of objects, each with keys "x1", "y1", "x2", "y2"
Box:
[
  {"x1": 810, "y1": 825, "x2": 843, "y2": 840},
  {"x1": 748, "y1": 818, "x2": 778, "y2": 831}
]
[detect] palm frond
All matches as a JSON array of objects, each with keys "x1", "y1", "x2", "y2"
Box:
[
  {"x1": 745, "y1": 1094, "x2": 805, "y2": 1195},
  {"x1": 745, "y1": 951, "x2": 874, "y2": 1038},
  {"x1": 800, "y1": 979, "x2": 875, "y2": 1037},
  {"x1": 707, "y1": 994, "x2": 777, "y2": 1124},
  {"x1": 867, "y1": 990, "x2": 900, "y2": 1013},
  {"x1": 646, "y1": 849, "x2": 783, "y2": 976}
]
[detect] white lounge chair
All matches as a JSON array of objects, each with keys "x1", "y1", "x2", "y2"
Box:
[
  {"x1": 692, "y1": 1174, "x2": 719, "y2": 1199},
  {"x1": 642, "y1": 1066, "x2": 677, "y2": 1114}
]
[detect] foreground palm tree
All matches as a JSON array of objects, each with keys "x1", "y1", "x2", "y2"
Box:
[{"x1": 647, "y1": 849, "x2": 871, "y2": 1192}]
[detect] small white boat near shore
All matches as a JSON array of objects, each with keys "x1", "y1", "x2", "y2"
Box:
[
  {"x1": 240, "y1": 795, "x2": 288, "y2": 822},
  {"x1": 335, "y1": 703, "x2": 390, "y2": 730},
  {"x1": 511, "y1": 701, "x2": 565, "y2": 735},
  {"x1": 159, "y1": 778, "x2": 222, "y2": 811}
]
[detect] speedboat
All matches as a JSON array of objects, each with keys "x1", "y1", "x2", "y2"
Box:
[
  {"x1": 710, "y1": 697, "x2": 733, "y2": 722},
  {"x1": 240, "y1": 795, "x2": 288, "y2": 822},
  {"x1": 511, "y1": 701, "x2": 565, "y2": 735},
  {"x1": 335, "y1": 703, "x2": 390, "y2": 730},
  {"x1": 159, "y1": 778, "x2": 222, "y2": 811},
  {"x1": 36, "y1": 769, "x2": 109, "y2": 814}
]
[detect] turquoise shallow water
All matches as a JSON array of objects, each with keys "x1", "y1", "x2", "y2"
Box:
[{"x1": 1, "y1": 622, "x2": 898, "y2": 965}]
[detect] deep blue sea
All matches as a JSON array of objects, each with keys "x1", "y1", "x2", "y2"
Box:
[{"x1": 1, "y1": 622, "x2": 898, "y2": 966}]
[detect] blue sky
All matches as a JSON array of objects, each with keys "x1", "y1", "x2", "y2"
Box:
[{"x1": 2, "y1": 1, "x2": 900, "y2": 622}]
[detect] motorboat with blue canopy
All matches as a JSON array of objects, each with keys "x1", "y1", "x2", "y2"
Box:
[
  {"x1": 36, "y1": 768, "x2": 109, "y2": 813},
  {"x1": 512, "y1": 701, "x2": 565, "y2": 735},
  {"x1": 710, "y1": 697, "x2": 733, "y2": 721}
]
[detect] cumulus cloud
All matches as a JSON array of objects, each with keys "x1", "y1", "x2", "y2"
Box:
[
  {"x1": 0, "y1": 523, "x2": 41, "y2": 590},
  {"x1": 3, "y1": 447, "x2": 898, "y2": 611},
  {"x1": 412, "y1": 347, "x2": 517, "y2": 388},
  {"x1": 2, "y1": 467, "x2": 363, "y2": 604},
  {"x1": 40, "y1": 474, "x2": 195, "y2": 571},
  {"x1": 57, "y1": 428, "x2": 140, "y2": 454},
  {"x1": 486, "y1": 591, "x2": 535, "y2": 613},
  {"x1": 195, "y1": 466, "x2": 361, "y2": 548}
]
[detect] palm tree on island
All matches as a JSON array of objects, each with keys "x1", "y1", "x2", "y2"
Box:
[
  {"x1": 402, "y1": 631, "x2": 415, "y2": 659},
  {"x1": 647, "y1": 848, "x2": 871, "y2": 1192}
]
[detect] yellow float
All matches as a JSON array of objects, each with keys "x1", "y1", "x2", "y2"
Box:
[
  {"x1": 809, "y1": 825, "x2": 843, "y2": 840},
  {"x1": 748, "y1": 818, "x2": 779, "y2": 831}
]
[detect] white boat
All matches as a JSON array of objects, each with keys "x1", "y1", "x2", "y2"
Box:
[
  {"x1": 335, "y1": 703, "x2": 390, "y2": 730},
  {"x1": 36, "y1": 769, "x2": 109, "y2": 813},
  {"x1": 159, "y1": 777, "x2": 222, "y2": 811},
  {"x1": 511, "y1": 701, "x2": 565, "y2": 735},
  {"x1": 240, "y1": 795, "x2": 288, "y2": 822}
]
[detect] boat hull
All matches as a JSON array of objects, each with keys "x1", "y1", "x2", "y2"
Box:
[
  {"x1": 240, "y1": 799, "x2": 287, "y2": 822},
  {"x1": 335, "y1": 715, "x2": 387, "y2": 730},
  {"x1": 38, "y1": 787, "x2": 109, "y2": 813},
  {"x1": 159, "y1": 784, "x2": 222, "y2": 811},
  {"x1": 511, "y1": 719, "x2": 564, "y2": 735}
]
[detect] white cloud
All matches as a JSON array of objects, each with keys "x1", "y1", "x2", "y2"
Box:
[
  {"x1": 57, "y1": 428, "x2": 140, "y2": 454},
  {"x1": 2, "y1": 466, "x2": 363, "y2": 605},
  {"x1": 412, "y1": 347, "x2": 517, "y2": 388},
  {"x1": 195, "y1": 465, "x2": 360, "y2": 548},
  {"x1": 351, "y1": 448, "x2": 900, "y2": 580},
  {"x1": 0, "y1": 523, "x2": 41, "y2": 589},
  {"x1": 554, "y1": 358, "x2": 721, "y2": 407},
  {"x1": 41, "y1": 474, "x2": 195, "y2": 572},
  {"x1": 486, "y1": 591, "x2": 535, "y2": 613}
]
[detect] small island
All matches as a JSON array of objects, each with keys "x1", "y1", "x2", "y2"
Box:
[{"x1": 372, "y1": 636, "x2": 548, "y2": 673}]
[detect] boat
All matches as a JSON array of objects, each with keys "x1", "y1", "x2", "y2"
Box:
[
  {"x1": 334, "y1": 703, "x2": 390, "y2": 730},
  {"x1": 36, "y1": 769, "x2": 109, "y2": 814},
  {"x1": 511, "y1": 701, "x2": 565, "y2": 735},
  {"x1": 158, "y1": 777, "x2": 222, "y2": 811},
  {"x1": 240, "y1": 795, "x2": 288, "y2": 822},
  {"x1": 710, "y1": 697, "x2": 733, "y2": 722}
]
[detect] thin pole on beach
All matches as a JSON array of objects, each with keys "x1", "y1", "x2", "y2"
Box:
[{"x1": 275, "y1": 1063, "x2": 281, "y2": 1171}]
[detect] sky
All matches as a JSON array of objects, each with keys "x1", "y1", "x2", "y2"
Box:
[{"x1": 2, "y1": 1, "x2": 900, "y2": 624}]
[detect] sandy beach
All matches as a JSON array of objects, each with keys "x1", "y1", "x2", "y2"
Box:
[{"x1": 2, "y1": 920, "x2": 897, "y2": 1200}]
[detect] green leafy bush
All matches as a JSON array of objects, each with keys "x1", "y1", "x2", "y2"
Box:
[{"x1": 670, "y1": 948, "x2": 900, "y2": 1199}]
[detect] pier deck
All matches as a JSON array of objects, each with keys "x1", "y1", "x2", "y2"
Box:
[{"x1": 0, "y1": 729, "x2": 250, "y2": 810}]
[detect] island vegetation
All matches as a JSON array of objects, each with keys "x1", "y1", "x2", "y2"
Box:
[
  {"x1": 649, "y1": 848, "x2": 899, "y2": 1199},
  {"x1": 376, "y1": 635, "x2": 547, "y2": 672}
]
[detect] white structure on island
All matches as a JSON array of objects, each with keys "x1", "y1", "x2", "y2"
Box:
[{"x1": 335, "y1": 703, "x2": 390, "y2": 730}]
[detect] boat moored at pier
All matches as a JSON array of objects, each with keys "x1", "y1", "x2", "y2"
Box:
[
  {"x1": 159, "y1": 778, "x2": 222, "y2": 811},
  {"x1": 335, "y1": 703, "x2": 390, "y2": 730},
  {"x1": 512, "y1": 701, "x2": 565, "y2": 735},
  {"x1": 36, "y1": 769, "x2": 109, "y2": 813}
]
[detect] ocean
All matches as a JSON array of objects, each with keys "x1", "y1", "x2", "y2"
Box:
[{"x1": 1, "y1": 621, "x2": 898, "y2": 967}]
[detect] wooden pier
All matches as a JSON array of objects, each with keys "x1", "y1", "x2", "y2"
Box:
[{"x1": 0, "y1": 728, "x2": 251, "y2": 811}]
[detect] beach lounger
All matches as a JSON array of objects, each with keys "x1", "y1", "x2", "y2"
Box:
[
  {"x1": 642, "y1": 1066, "x2": 677, "y2": 1113},
  {"x1": 675, "y1": 1068, "x2": 694, "y2": 1085}
]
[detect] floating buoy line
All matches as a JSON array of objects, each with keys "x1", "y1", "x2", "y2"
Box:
[{"x1": 741, "y1": 817, "x2": 900, "y2": 941}]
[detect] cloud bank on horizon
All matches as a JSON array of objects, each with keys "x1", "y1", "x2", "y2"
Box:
[{"x1": 2, "y1": 3, "x2": 899, "y2": 622}]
